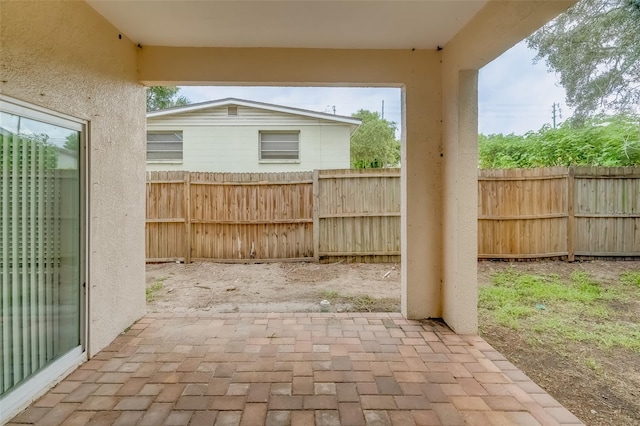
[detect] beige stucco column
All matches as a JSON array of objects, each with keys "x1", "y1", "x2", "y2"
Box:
[
  {"x1": 401, "y1": 82, "x2": 442, "y2": 319},
  {"x1": 435, "y1": 0, "x2": 575, "y2": 334},
  {"x1": 440, "y1": 69, "x2": 479, "y2": 334}
]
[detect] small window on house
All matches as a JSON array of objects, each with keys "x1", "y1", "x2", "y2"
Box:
[
  {"x1": 259, "y1": 131, "x2": 300, "y2": 161},
  {"x1": 227, "y1": 106, "x2": 238, "y2": 116},
  {"x1": 147, "y1": 131, "x2": 183, "y2": 162}
]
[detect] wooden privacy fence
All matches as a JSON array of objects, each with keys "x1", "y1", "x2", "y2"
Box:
[
  {"x1": 478, "y1": 166, "x2": 640, "y2": 259},
  {"x1": 147, "y1": 166, "x2": 640, "y2": 263},
  {"x1": 146, "y1": 171, "x2": 314, "y2": 263},
  {"x1": 316, "y1": 169, "x2": 400, "y2": 263},
  {"x1": 146, "y1": 169, "x2": 400, "y2": 263}
]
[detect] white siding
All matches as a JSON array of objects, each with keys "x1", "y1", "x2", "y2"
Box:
[
  {"x1": 150, "y1": 105, "x2": 343, "y2": 126},
  {"x1": 147, "y1": 106, "x2": 352, "y2": 172}
]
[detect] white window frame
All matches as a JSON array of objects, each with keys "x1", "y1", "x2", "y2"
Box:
[
  {"x1": 146, "y1": 130, "x2": 183, "y2": 163},
  {"x1": 259, "y1": 131, "x2": 301, "y2": 163}
]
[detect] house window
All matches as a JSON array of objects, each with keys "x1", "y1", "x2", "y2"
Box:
[
  {"x1": 259, "y1": 131, "x2": 300, "y2": 161},
  {"x1": 147, "y1": 131, "x2": 183, "y2": 162}
]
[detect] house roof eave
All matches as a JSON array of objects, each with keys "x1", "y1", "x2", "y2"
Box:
[{"x1": 147, "y1": 97, "x2": 362, "y2": 126}]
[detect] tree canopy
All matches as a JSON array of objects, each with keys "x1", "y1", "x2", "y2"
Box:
[
  {"x1": 146, "y1": 86, "x2": 190, "y2": 112},
  {"x1": 479, "y1": 114, "x2": 640, "y2": 168},
  {"x1": 527, "y1": 0, "x2": 640, "y2": 119},
  {"x1": 350, "y1": 110, "x2": 400, "y2": 169},
  {"x1": 64, "y1": 133, "x2": 79, "y2": 151}
]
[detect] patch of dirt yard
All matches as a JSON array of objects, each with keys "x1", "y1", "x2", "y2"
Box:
[
  {"x1": 145, "y1": 261, "x2": 401, "y2": 314},
  {"x1": 146, "y1": 259, "x2": 640, "y2": 426}
]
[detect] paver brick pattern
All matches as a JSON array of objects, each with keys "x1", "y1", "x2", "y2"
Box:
[{"x1": 8, "y1": 313, "x2": 584, "y2": 425}]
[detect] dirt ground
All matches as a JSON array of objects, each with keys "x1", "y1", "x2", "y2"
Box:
[
  {"x1": 146, "y1": 261, "x2": 401, "y2": 313},
  {"x1": 146, "y1": 259, "x2": 640, "y2": 426},
  {"x1": 477, "y1": 260, "x2": 640, "y2": 426}
]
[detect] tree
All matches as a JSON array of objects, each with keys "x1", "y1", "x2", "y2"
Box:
[
  {"x1": 478, "y1": 114, "x2": 640, "y2": 168},
  {"x1": 478, "y1": 133, "x2": 536, "y2": 169},
  {"x1": 146, "y1": 86, "x2": 190, "y2": 112},
  {"x1": 527, "y1": 0, "x2": 640, "y2": 119},
  {"x1": 350, "y1": 110, "x2": 400, "y2": 169},
  {"x1": 64, "y1": 133, "x2": 79, "y2": 151}
]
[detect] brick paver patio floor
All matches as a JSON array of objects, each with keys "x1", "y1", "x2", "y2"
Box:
[{"x1": 8, "y1": 313, "x2": 584, "y2": 425}]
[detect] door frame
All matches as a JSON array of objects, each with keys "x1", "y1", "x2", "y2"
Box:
[{"x1": 0, "y1": 95, "x2": 88, "y2": 423}]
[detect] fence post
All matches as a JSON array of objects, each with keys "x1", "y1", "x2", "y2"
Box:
[
  {"x1": 312, "y1": 169, "x2": 320, "y2": 262},
  {"x1": 184, "y1": 171, "x2": 192, "y2": 264},
  {"x1": 566, "y1": 166, "x2": 575, "y2": 262}
]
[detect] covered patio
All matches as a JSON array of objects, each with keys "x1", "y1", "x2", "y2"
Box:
[
  {"x1": 1, "y1": 0, "x2": 580, "y2": 422},
  {"x1": 8, "y1": 313, "x2": 583, "y2": 425}
]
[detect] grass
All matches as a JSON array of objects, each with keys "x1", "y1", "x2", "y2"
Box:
[
  {"x1": 584, "y1": 357, "x2": 602, "y2": 372},
  {"x1": 319, "y1": 290, "x2": 399, "y2": 312},
  {"x1": 621, "y1": 271, "x2": 640, "y2": 287},
  {"x1": 479, "y1": 268, "x2": 640, "y2": 352},
  {"x1": 321, "y1": 290, "x2": 339, "y2": 300},
  {"x1": 146, "y1": 279, "x2": 165, "y2": 302}
]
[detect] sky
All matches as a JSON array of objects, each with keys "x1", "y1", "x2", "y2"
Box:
[
  {"x1": 178, "y1": 40, "x2": 571, "y2": 138},
  {"x1": 479, "y1": 41, "x2": 571, "y2": 135}
]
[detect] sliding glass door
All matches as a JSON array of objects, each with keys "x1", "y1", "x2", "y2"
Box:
[{"x1": 0, "y1": 97, "x2": 85, "y2": 418}]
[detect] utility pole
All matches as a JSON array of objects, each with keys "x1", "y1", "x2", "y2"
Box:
[
  {"x1": 381, "y1": 100, "x2": 385, "y2": 120},
  {"x1": 551, "y1": 102, "x2": 562, "y2": 128}
]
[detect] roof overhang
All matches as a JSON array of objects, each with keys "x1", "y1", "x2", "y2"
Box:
[
  {"x1": 87, "y1": 0, "x2": 489, "y2": 50},
  {"x1": 86, "y1": 0, "x2": 575, "y2": 92},
  {"x1": 147, "y1": 97, "x2": 362, "y2": 133}
]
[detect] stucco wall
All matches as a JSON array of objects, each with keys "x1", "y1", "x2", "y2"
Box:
[
  {"x1": 437, "y1": 0, "x2": 576, "y2": 334},
  {"x1": 439, "y1": 68, "x2": 480, "y2": 335},
  {"x1": 139, "y1": 48, "x2": 444, "y2": 320},
  {"x1": 135, "y1": 2, "x2": 577, "y2": 334},
  {"x1": 137, "y1": 3, "x2": 575, "y2": 333},
  {"x1": 0, "y1": 1, "x2": 147, "y2": 355},
  {"x1": 140, "y1": 47, "x2": 445, "y2": 321}
]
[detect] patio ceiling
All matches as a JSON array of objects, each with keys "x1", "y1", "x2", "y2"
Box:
[{"x1": 86, "y1": 0, "x2": 488, "y2": 49}]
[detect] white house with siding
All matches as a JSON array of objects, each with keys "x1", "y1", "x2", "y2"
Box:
[{"x1": 146, "y1": 98, "x2": 361, "y2": 172}]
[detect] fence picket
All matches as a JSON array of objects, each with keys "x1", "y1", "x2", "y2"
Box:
[{"x1": 146, "y1": 167, "x2": 640, "y2": 262}]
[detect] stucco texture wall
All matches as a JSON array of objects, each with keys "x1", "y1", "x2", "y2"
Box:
[
  {"x1": 139, "y1": 48, "x2": 444, "y2": 321},
  {"x1": 0, "y1": 1, "x2": 147, "y2": 355},
  {"x1": 437, "y1": 0, "x2": 576, "y2": 334}
]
